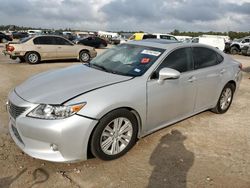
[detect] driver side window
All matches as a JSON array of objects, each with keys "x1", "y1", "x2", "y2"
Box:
[{"x1": 154, "y1": 47, "x2": 194, "y2": 78}]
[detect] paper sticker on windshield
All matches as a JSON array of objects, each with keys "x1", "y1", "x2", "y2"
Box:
[
  {"x1": 134, "y1": 68, "x2": 141, "y2": 73},
  {"x1": 141, "y1": 50, "x2": 161, "y2": 57}
]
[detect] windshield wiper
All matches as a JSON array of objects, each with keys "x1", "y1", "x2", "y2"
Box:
[{"x1": 90, "y1": 63, "x2": 110, "y2": 72}]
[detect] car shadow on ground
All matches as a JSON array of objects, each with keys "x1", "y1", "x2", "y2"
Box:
[{"x1": 148, "y1": 130, "x2": 194, "y2": 188}]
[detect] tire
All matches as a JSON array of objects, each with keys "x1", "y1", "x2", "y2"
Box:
[
  {"x1": 90, "y1": 109, "x2": 138, "y2": 160},
  {"x1": 211, "y1": 83, "x2": 235, "y2": 114},
  {"x1": 99, "y1": 44, "x2": 105, "y2": 48},
  {"x1": 1, "y1": 38, "x2": 7, "y2": 43},
  {"x1": 25, "y1": 52, "x2": 40, "y2": 64},
  {"x1": 230, "y1": 46, "x2": 239, "y2": 55},
  {"x1": 79, "y1": 51, "x2": 90, "y2": 63}
]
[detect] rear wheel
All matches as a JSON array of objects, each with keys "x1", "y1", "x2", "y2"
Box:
[
  {"x1": 25, "y1": 52, "x2": 40, "y2": 64},
  {"x1": 79, "y1": 51, "x2": 90, "y2": 63},
  {"x1": 1, "y1": 38, "x2": 7, "y2": 43},
  {"x1": 211, "y1": 83, "x2": 235, "y2": 114},
  {"x1": 90, "y1": 109, "x2": 138, "y2": 160}
]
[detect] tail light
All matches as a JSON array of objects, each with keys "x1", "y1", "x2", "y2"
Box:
[{"x1": 7, "y1": 45, "x2": 15, "y2": 52}]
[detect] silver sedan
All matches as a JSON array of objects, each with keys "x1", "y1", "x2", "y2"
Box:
[{"x1": 7, "y1": 40, "x2": 242, "y2": 162}]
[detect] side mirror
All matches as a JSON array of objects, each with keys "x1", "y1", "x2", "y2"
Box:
[{"x1": 158, "y1": 68, "x2": 180, "y2": 84}]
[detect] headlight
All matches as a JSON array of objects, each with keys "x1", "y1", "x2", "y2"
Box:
[{"x1": 27, "y1": 103, "x2": 86, "y2": 120}]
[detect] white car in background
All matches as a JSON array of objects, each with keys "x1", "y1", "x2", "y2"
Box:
[
  {"x1": 191, "y1": 37, "x2": 225, "y2": 51},
  {"x1": 153, "y1": 33, "x2": 178, "y2": 41}
]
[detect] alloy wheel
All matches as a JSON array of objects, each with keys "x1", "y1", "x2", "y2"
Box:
[
  {"x1": 220, "y1": 88, "x2": 232, "y2": 110},
  {"x1": 100, "y1": 117, "x2": 133, "y2": 155}
]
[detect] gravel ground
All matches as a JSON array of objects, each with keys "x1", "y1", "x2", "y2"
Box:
[{"x1": 0, "y1": 45, "x2": 250, "y2": 188}]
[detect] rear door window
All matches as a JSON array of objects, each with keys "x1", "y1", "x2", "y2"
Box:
[
  {"x1": 54, "y1": 37, "x2": 72, "y2": 45},
  {"x1": 193, "y1": 47, "x2": 221, "y2": 69}
]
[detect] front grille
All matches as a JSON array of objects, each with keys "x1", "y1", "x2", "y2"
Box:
[
  {"x1": 8, "y1": 101, "x2": 27, "y2": 119},
  {"x1": 11, "y1": 124, "x2": 24, "y2": 145}
]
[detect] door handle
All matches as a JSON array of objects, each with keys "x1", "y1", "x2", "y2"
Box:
[
  {"x1": 220, "y1": 69, "x2": 226, "y2": 74},
  {"x1": 58, "y1": 47, "x2": 62, "y2": 49},
  {"x1": 37, "y1": 47, "x2": 41, "y2": 49},
  {"x1": 188, "y1": 76, "x2": 197, "y2": 82}
]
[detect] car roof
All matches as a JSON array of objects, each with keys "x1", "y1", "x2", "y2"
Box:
[
  {"x1": 127, "y1": 39, "x2": 223, "y2": 52},
  {"x1": 142, "y1": 39, "x2": 180, "y2": 44}
]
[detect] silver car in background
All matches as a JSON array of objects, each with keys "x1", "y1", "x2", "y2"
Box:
[{"x1": 7, "y1": 40, "x2": 242, "y2": 162}]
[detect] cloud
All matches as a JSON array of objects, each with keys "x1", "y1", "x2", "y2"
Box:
[
  {"x1": 101, "y1": 0, "x2": 250, "y2": 32},
  {"x1": 0, "y1": 0, "x2": 249, "y2": 32}
]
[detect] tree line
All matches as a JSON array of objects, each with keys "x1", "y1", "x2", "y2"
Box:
[
  {"x1": 1, "y1": 25, "x2": 249, "y2": 40},
  {"x1": 170, "y1": 29, "x2": 250, "y2": 40}
]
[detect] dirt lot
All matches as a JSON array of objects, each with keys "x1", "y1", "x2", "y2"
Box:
[{"x1": 0, "y1": 45, "x2": 250, "y2": 188}]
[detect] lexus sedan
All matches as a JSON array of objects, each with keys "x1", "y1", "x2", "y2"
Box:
[{"x1": 7, "y1": 40, "x2": 242, "y2": 162}]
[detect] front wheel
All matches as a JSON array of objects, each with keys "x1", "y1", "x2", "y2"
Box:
[
  {"x1": 211, "y1": 83, "x2": 235, "y2": 114},
  {"x1": 230, "y1": 46, "x2": 239, "y2": 55},
  {"x1": 90, "y1": 109, "x2": 138, "y2": 160},
  {"x1": 79, "y1": 51, "x2": 90, "y2": 63}
]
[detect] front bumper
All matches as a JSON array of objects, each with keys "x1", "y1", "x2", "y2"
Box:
[
  {"x1": 8, "y1": 91, "x2": 98, "y2": 162},
  {"x1": 89, "y1": 49, "x2": 97, "y2": 58}
]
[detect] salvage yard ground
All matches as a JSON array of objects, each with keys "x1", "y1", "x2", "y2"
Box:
[{"x1": 0, "y1": 45, "x2": 250, "y2": 188}]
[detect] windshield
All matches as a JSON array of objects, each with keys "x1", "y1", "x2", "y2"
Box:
[{"x1": 89, "y1": 44, "x2": 165, "y2": 77}]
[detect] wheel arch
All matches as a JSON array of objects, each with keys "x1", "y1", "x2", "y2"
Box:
[
  {"x1": 227, "y1": 80, "x2": 236, "y2": 92},
  {"x1": 86, "y1": 106, "x2": 142, "y2": 159},
  {"x1": 230, "y1": 44, "x2": 240, "y2": 50},
  {"x1": 25, "y1": 51, "x2": 41, "y2": 60}
]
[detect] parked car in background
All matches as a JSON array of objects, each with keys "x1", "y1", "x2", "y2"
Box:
[
  {"x1": 28, "y1": 30, "x2": 42, "y2": 36},
  {"x1": 153, "y1": 33, "x2": 178, "y2": 41},
  {"x1": 75, "y1": 36, "x2": 107, "y2": 48},
  {"x1": 0, "y1": 32, "x2": 13, "y2": 43},
  {"x1": 175, "y1": 36, "x2": 192, "y2": 42},
  {"x1": 129, "y1": 33, "x2": 177, "y2": 41},
  {"x1": 3, "y1": 35, "x2": 97, "y2": 64},
  {"x1": 7, "y1": 40, "x2": 242, "y2": 162},
  {"x1": 109, "y1": 37, "x2": 121, "y2": 45},
  {"x1": 227, "y1": 36, "x2": 250, "y2": 55},
  {"x1": 62, "y1": 31, "x2": 76, "y2": 41},
  {"x1": 241, "y1": 45, "x2": 250, "y2": 56},
  {"x1": 129, "y1": 33, "x2": 157, "y2": 40},
  {"x1": 12, "y1": 31, "x2": 29, "y2": 39},
  {"x1": 191, "y1": 37, "x2": 225, "y2": 51},
  {"x1": 201, "y1": 35, "x2": 230, "y2": 42}
]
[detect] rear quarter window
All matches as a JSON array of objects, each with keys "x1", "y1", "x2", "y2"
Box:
[{"x1": 193, "y1": 47, "x2": 221, "y2": 69}]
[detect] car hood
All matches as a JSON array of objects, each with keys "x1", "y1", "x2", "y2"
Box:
[{"x1": 15, "y1": 65, "x2": 132, "y2": 104}]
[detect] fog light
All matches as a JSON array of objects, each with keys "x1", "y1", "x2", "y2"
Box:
[{"x1": 50, "y1": 143, "x2": 58, "y2": 151}]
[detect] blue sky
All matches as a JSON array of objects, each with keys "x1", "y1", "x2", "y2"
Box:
[{"x1": 0, "y1": 0, "x2": 249, "y2": 32}]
